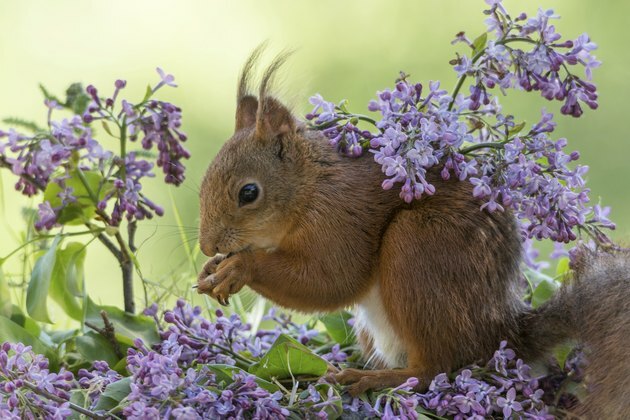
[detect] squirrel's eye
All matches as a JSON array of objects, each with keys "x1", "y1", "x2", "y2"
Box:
[{"x1": 238, "y1": 183, "x2": 259, "y2": 206}]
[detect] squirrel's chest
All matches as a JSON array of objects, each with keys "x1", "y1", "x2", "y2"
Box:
[{"x1": 354, "y1": 283, "x2": 407, "y2": 369}]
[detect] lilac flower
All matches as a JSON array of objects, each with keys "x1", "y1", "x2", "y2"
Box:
[
  {"x1": 491, "y1": 340, "x2": 516, "y2": 375},
  {"x1": 155, "y1": 67, "x2": 177, "y2": 88},
  {"x1": 590, "y1": 204, "x2": 615, "y2": 229},
  {"x1": 453, "y1": 391, "x2": 485, "y2": 415},
  {"x1": 322, "y1": 344, "x2": 348, "y2": 363},
  {"x1": 308, "y1": 94, "x2": 337, "y2": 123},
  {"x1": 0, "y1": 342, "x2": 76, "y2": 419},
  {"x1": 77, "y1": 361, "x2": 122, "y2": 410},
  {"x1": 496, "y1": 387, "x2": 524, "y2": 417},
  {"x1": 34, "y1": 201, "x2": 57, "y2": 230}
]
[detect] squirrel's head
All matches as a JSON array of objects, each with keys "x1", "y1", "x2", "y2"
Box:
[{"x1": 199, "y1": 49, "x2": 307, "y2": 256}]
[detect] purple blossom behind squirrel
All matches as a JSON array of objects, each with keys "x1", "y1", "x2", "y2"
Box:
[{"x1": 307, "y1": 0, "x2": 614, "y2": 253}]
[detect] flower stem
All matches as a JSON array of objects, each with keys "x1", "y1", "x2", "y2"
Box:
[
  {"x1": 459, "y1": 142, "x2": 505, "y2": 154},
  {"x1": 119, "y1": 118, "x2": 128, "y2": 183},
  {"x1": 20, "y1": 381, "x2": 107, "y2": 419},
  {"x1": 113, "y1": 231, "x2": 135, "y2": 313},
  {"x1": 448, "y1": 36, "x2": 539, "y2": 111}
]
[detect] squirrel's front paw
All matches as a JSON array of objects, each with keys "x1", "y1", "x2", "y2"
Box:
[
  {"x1": 199, "y1": 253, "x2": 228, "y2": 277},
  {"x1": 197, "y1": 253, "x2": 252, "y2": 305}
]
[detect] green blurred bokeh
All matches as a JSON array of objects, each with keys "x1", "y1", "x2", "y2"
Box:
[{"x1": 0, "y1": 1, "x2": 628, "y2": 310}]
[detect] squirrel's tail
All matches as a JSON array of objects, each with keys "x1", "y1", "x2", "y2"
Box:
[{"x1": 516, "y1": 249, "x2": 630, "y2": 418}]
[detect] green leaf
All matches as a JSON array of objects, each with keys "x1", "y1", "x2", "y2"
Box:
[
  {"x1": 26, "y1": 236, "x2": 62, "y2": 323},
  {"x1": 43, "y1": 170, "x2": 112, "y2": 225},
  {"x1": 76, "y1": 332, "x2": 120, "y2": 366},
  {"x1": 85, "y1": 299, "x2": 160, "y2": 347},
  {"x1": 0, "y1": 315, "x2": 55, "y2": 364},
  {"x1": 555, "y1": 257, "x2": 570, "y2": 279},
  {"x1": 101, "y1": 121, "x2": 116, "y2": 138},
  {"x1": 50, "y1": 242, "x2": 86, "y2": 321},
  {"x1": 112, "y1": 356, "x2": 129, "y2": 375},
  {"x1": 320, "y1": 311, "x2": 355, "y2": 346},
  {"x1": 65, "y1": 83, "x2": 90, "y2": 115},
  {"x1": 10, "y1": 305, "x2": 42, "y2": 337},
  {"x1": 472, "y1": 32, "x2": 488, "y2": 55},
  {"x1": 249, "y1": 334, "x2": 328, "y2": 381},
  {"x1": 23, "y1": 315, "x2": 43, "y2": 338},
  {"x1": 0, "y1": 268, "x2": 12, "y2": 318},
  {"x1": 72, "y1": 95, "x2": 90, "y2": 115},
  {"x1": 553, "y1": 341, "x2": 576, "y2": 369},
  {"x1": 524, "y1": 267, "x2": 554, "y2": 285},
  {"x1": 49, "y1": 329, "x2": 78, "y2": 345},
  {"x1": 39, "y1": 84, "x2": 63, "y2": 105},
  {"x1": 531, "y1": 279, "x2": 558, "y2": 309},
  {"x1": 337, "y1": 99, "x2": 349, "y2": 113},
  {"x1": 207, "y1": 364, "x2": 279, "y2": 392},
  {"x1": 1, "y1": 117, "x2": 42, "y2": 133},
  {"x1": 507, "y1": 121, "x2": 526, "y2": 137},
  {"x1": 94, "y1": 377, "x2": 131, "y2": 411},
  {"x1": 68, "y1": 391, "x2": 87, "y2": 420},
  {"x1": 142, "y1": 84, "x2": 153, "y2": 103}
]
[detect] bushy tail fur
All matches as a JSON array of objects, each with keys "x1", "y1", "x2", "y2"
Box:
[{"x1": 517, "y1": 250, "x2": 630, "y2": 418}]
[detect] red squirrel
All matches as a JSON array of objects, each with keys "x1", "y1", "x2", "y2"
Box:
[{"x1": 197, "y1": 52, "x2": 630, "y2": 417}]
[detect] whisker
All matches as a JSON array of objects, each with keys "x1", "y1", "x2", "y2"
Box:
[{"x1": 137, "y1": 223, "x2": 200, "y2": 230}]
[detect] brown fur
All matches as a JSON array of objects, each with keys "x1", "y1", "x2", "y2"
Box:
[
  {"x1": 198, "y1": 51, "x2": 630, "y2": 414},
  {"x1": 525, "y1": 250, "x2": 630, "y2": 418}
]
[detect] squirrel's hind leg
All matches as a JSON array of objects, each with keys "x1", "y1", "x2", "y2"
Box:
[{"x1": 334, "y1": 364, "x2": 431, "y2": 396}]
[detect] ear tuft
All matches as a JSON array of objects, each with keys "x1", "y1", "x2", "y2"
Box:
[
  {"x1": 255, "y1": 51, "x2": 296, "y2": 138},
  {"x1": 234, "y1": 47, "x2": 296, "y2": 138},
  {"x1": 234, "y1": 43, "x2": 267, "y2": 132}
]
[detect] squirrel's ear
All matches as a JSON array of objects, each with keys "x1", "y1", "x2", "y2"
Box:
[
  {"x1": 235, "y1": 95, "x2": 258, "y2": 132},
  {"x1": 255, "y1": 97, "x2": 296, "y2": 139}
]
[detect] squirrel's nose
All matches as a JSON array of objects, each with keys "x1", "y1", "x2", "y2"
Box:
[{"x1": 199, "y1": 241, "x2": 217, "y2": 257}]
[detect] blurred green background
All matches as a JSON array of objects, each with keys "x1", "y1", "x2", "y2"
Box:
[{"x1": 0, "y1": 0, "x2": 628, "y2": 311}]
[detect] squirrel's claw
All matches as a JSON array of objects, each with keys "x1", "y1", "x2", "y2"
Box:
[{"x1": 196, "y1": 252, "x2": 251, "y2": 307}]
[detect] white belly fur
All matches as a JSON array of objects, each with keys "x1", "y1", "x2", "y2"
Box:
[{"x1": 354, "y1": 283, "x2": 407, "y2": 368}]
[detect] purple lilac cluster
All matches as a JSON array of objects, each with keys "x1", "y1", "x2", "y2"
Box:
[
  {"x1": 262, "y1": 307, "x2": 320, "y2": 346},
  {"x1": 0, "y1": 68, "x2": 189, "y2": 229},
  {"x1": 416, "y1": 341, "x2": 552, "y2": 418},
  {"x1": 76, "y1": 360, "x2": 122, "y2": 411},
  {"x1": 336, "y1": 342, "x2": 580, "y2": 419},
  {"x1": 0, "y1": 342, "x2": 74, "y2": 419},
  {"x1": 457, "y1": 4, "x2": 599, "y2": 117},
  {"x1": 125, "y1": 341, "x2": 289, "y2": 418},
  {"x1": 122, "y1": 300, "x2": 317, "y2": 418},
  {"x1": 341, "y1": 377, "x2": 421, "y2": 419},
  {"x1": 1, "y1": 301, "x2": 587, "y2": 418},
  {"x1": 150, "y1": 299, "x2": 266, "y2": 365},
  {"x1": 307, "y1": 0, "x2": 613, "y2": 245}
]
